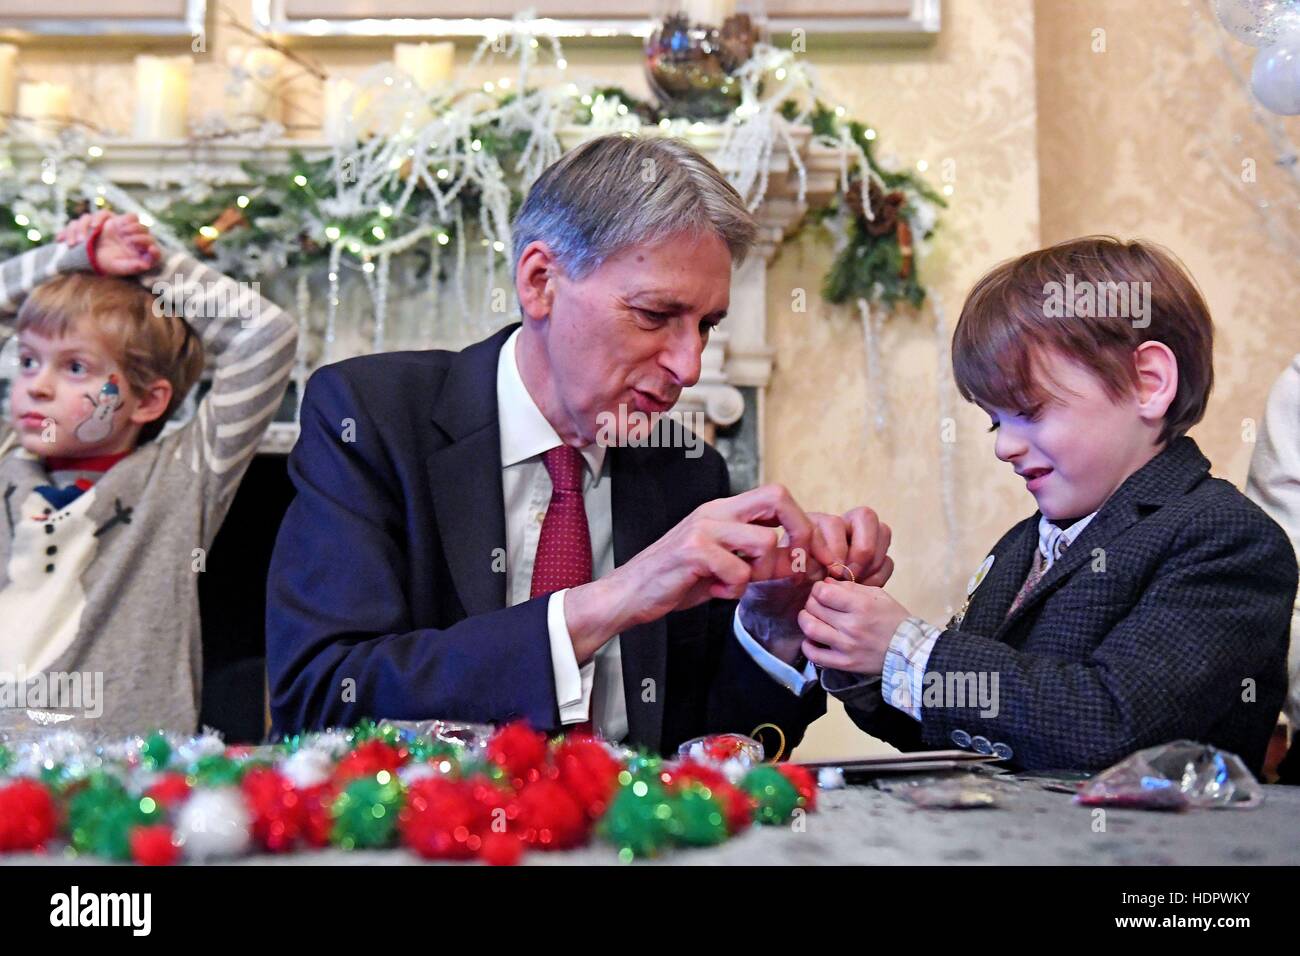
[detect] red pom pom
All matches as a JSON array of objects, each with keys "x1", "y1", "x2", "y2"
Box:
[
  {"x1": 554, "y1": 738, "x2": 621, "y2": 819},
  {"x1": 668, "y1": 761, "x2": 754, "y2": 833},
  {"x1": 333, "y1": 739, "x2": 405, "y2": 784},
  {"x1": 299, "y1": 782, "x2": 338, "y2": 848},
  {"x1": 241, "y1": 767, "x2": 305, "y2": 853},
  {"x1": 0, "y1": 779, "x2": 58, "y2": 851},
  {"x1": 776, "y1": 763, "x2": 818, "y2": 811},
  {"x1": 487, "y1": 721, "x2": 550, "y2": 784},
  {"x1": 145, "y1": 772, "x2": 192, "y2": 809},
  {"x1": 130, "y1": 825, "x2": 179, "y2": 866},
  {"x1": 480, "y1": 831, "x2": 523, "y2": 866},
  {"x1": 511, "y1": 779, "x2": 588, "y2": 850},
  {"x1": 399, "y1": 778, "x2": 493, "y2": 860}
]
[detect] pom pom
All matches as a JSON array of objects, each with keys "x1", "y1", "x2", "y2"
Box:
[
  {"x1": 282, "y1": 748, "x2": 333, "y2": 790},
  {"x1": 241, "y1": 767, "x2": 305, "y2": 853},
  {"x1": 739, "y1": 766, "x2": 802, "y2": 825},
  {"x1": 0, "y1": 779, "x2": 58, "y2": 851},
  {"x1": 776, "y1": 763, "x2": 818, "y2": 811},
  {"x1": 511, "y1": 779, "x2": 587, "y2": 850},
  {"x1": 177, "y1": 787, "x2": 252, "y2": 861},
  {"x1": 486, "y1": 721, "x2": 550, "y2": 784},
  {"x1": 598, "y1": 778, "x2": 676, "y2": 861},
  {"x1": 139, "y1": 732, "x2": 172, "y2": 771},
  {"x1": 330, "y1": 773, "x2": 404, "y2": 849},
  {"x1": 333, "y1": 739, "x2": 405, "y2": 785},
  {"x1": 554, "y1": 738, "x2": 621, "y2": 819},
  {"x1": 144, "y1": 772, "x2": 192, "y2": 810},
  {"x1": 480, "y1": 830, "x2": 523, "y2": 866},
  {"x1": 667, "y1": 761, "x2": 753, "y2": 833},
  {"x1": 68, "y1": 779, "x2": 159, "y2": 861},
  {"x1": 669, "y1": 784, "x2": 728, "y2": 846},
  {"x1": 189, "y1": 753, "x2": 245, "y2": 787},
  {"x1": 130, "y1": 824, "x2": 179, "y2": 866},
  {"x1": 399, "y1": 778, "x2": 491, "y2": 860},
  {"x1": 299, "y1": 782, "x2": 338, "y2": 848}
]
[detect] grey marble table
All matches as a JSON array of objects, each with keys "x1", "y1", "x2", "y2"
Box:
[{"x1": 10, "y1": 772, "x2": 1299, "y2": 866}]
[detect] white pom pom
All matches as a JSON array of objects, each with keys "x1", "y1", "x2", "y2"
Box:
[
  {"x1": 282, "y1": 749, "x2": 333, "y2": 789},
  {"x1": 177, "y1": 788, "x2": 251, "y2": 861},
  {"x1": 817, "y1": 767, "x2": 846, "y2": 791},
  {"x1": 176, "y1": 731, "x2": 226, "y2": 765}
]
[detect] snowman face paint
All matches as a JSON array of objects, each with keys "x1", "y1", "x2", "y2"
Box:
[{"x1": 12, "y1": 328, "x2": 140, "y2": 459}]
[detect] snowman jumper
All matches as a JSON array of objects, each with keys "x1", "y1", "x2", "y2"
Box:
[{"x1": 0, "y1": 241, "x2": 297, "y2": 737}]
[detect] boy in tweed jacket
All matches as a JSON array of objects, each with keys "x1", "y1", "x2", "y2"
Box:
[{"x1": 796, "y1": 236, "x2": 1296, "y2": 774}]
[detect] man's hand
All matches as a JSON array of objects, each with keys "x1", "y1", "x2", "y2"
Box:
[
  {"x1": 563, "y1": 483, "x2": 836, "y2": 662},
  {"x1": 58, "y1": 211, "x2": 159, "y2": 276},
  {"x1": 737, "y1": 506, "x2": 893, "y2": 666},
  {"x1": 796, "y1": 580, "x2": 911, "y2": 676}
]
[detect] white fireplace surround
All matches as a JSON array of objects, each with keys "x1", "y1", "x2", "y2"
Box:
[{"x1": 5, "y1": 126, "x2": 846, "y2": 462}]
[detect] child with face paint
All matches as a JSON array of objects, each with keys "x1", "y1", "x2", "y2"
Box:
[
  {"x1": 0, "y1": 211, "x2": 298, "y2": 737},
  {"x1": 796, "y1": 237, "x2": 1296, "y2": 776}
]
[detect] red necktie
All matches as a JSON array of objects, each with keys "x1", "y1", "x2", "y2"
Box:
[{"x1": 530, "y1": 444, "x2": 595, "y2": 736}]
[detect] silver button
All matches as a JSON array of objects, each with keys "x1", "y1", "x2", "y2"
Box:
[
  {"x1": 971, "y1": 735, "x2": 993, "y2": 755},
  {"x1": 950, "y1": 729, "x2": 971, "y2": 749},
  {"x1": 992, "y1": 742, "x2": 1013, "y2": 761}
]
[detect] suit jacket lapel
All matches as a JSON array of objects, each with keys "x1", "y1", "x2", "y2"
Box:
[
  {"x1": 427, "y1": 325, "x2": 518, "y2": 618},
  {"x1": 959, "y1": 520, "x2": 1037, "y2": 636},
  {"x1": 610, "y1": 444, "x2": 668, "y2": 751}
]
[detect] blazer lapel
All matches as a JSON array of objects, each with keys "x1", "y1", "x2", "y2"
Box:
[
  {"x1": 610, "y1": 444, "x2": 669, "y2": 751},
  {"x1": 959, "y1": 520, "x2": 1038, "y2": 636},
  {"x1": 427, "y1": 325, "x2": 518, "y2": 618}
]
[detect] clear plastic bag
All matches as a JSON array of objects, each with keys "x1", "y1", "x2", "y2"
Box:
[{"x1": 1074, "y1": 740, "x2": 1263, "y2": 810}]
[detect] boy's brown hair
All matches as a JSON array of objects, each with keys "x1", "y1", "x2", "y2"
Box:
[
  {"x1": 952, "y1": 236, "x2": 1214, "y2": 445},
  {"x1": 16, "y1": 273, "x2": 205, "y2": 445}
]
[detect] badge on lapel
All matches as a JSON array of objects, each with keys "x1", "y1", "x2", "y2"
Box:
[{"x1": 950, "y1": 554, "x2": 995, "y2": 629}]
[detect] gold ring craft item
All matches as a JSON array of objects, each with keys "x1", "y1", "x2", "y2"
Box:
[{"x1": 829, "y1": 562, "x2": 856, "y2": 584}]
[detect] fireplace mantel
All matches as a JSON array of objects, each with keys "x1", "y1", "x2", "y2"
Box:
[{"x1": 5, "y1": 127, "x2": 847, "y2": 469}]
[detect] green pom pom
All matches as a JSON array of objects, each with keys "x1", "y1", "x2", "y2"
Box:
[
  {"x1": 330, "y1": 774, "x2": 404, "y2": 850},
  {"x1": 740, "y1": 766, "x2": 801, "y2": 825},
  {"x1": 669, "y1": 783, "x2": 728, "y2": 846},
  {"x1": 67, "y1": 779, "x2": 159, "y2": 860},
  {"x1": 190, "y1": 754, "x2": 245, "y2": 787},
  {"x1": 405, "y1": 737, "x2": 459, "y2": 765},
  {"x1": 140, "y1": 732, "x2": 172, "y2": 771},
  {"x1": 0, "y1": 744, "x2": 11, "y2": 773},
  {"x1": 598, "y1": 778, "x2": 675, "y2": 861}
]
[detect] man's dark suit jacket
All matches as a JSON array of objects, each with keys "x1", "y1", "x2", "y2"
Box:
[
  {"x1": 833, "y1": 436, "x2": 1297, "y2": 776},
  {"x1": 265, "y1": 323, "x2": 825, "y2": 753}
]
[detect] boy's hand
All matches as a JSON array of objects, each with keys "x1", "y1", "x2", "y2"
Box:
[
  {"x1": 58, "y1": 211, "x2": 159, "y2": 275},
  {"x1": 797, "y1": 580, "x2": 911, "y2": 675},
  {"x1": 737, "y1": 506, "x2": 893, "y2": 665}
]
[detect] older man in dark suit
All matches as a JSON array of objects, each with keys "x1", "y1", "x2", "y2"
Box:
[{"x1": 265, "y1": 134, "x2": 892, "y2": 753}]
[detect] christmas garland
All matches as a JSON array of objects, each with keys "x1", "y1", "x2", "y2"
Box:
[
  {"x1": 0, "y1": 42, "x2": 943, "y2": 319},
  {"x1": 0, "y1": 719, "x2": 817, "y2": 865}
]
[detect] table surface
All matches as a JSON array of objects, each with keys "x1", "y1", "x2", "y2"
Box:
[{"x1": 10, "y1": 772, "x2": 1300, "y2": 865}]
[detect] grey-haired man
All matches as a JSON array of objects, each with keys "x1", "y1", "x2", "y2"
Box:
[{"x1": 266, "y1": 134, "x2": 892, "y2": 753}]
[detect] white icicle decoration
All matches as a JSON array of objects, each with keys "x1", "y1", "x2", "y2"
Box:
[{"x1": 857, "y1": 296, "x2": 889, "y2": 433}]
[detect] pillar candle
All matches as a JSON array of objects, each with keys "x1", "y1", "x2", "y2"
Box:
[
  {"x1": 133, "y1": 55, "x2": 192, "y2": 140},
  {"x1": 227, "y1": 46, "x2": 284, "y2": 126},
  {"x1": 16, "y1": 82, "x2": 71, "y2": 140},
  {"x1": 393, "y1": 41, "x2": 454, "y2": 92},
  {"x1": 0, "y1": 45, "x2": 17, "y2": 131}
]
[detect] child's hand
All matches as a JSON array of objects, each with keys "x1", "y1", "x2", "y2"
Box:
[
  {"x1": 58, "y1": 211, "x2": 159, "y2": 275},
  {"x1": 797, "y1": 579, "x2": 911, "y2": 675}
]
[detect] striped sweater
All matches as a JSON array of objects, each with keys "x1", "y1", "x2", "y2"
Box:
[{"x1": 0, "y1": 241, "x2": 297, "y2": 739}]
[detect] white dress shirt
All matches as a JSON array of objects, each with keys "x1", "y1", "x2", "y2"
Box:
[{"x1": 496, "y1": 328, "x2": 812, "y2": 742}]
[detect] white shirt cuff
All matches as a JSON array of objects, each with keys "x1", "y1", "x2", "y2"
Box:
[
  {"x1": 881, "y1": 616, "x2": 944, "y2": 722},
  {"x1": 548, "y1": 589, "x2": 595, "y2": 724},
  {"x1": 732, "y1": 607, "x2": 818, "y2": 695}
]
